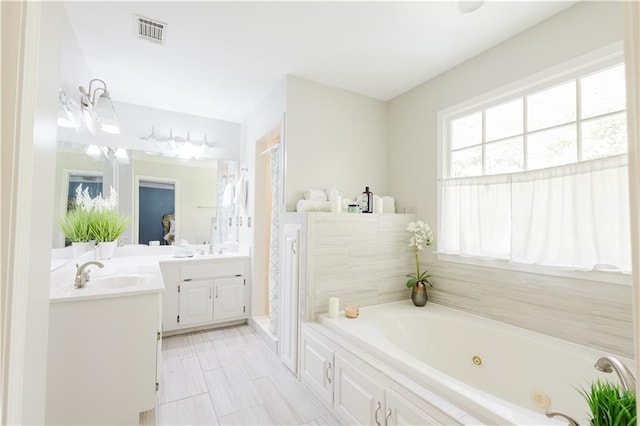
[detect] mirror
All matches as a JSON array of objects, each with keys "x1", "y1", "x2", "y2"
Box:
[{"x1": 52, "y1": 142, "x2": 233, "y2": 248}]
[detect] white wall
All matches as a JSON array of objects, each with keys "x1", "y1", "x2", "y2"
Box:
[
  {"x1": 240, "y1": 78, "x2": 287, "y2": 316},
  {"x1": 386, "y1": 2, "x2": 630, "y2": 355},
  {"x1": 286, "y1": 76, "x2": 388, "y2": 211},
  {"x1": 387, "y1": 1, "x2": 624, "y2": 254},
  {"x1": 240, "y1": 77, "x2": 287, "y2": 244},
  {"x1": 132, "y1": 159, "x2": 217, "y2": 245}
]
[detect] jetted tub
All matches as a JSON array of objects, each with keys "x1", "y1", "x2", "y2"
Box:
[{"x1": 317, "y1": 300, "x2": 634, "y2": 425}]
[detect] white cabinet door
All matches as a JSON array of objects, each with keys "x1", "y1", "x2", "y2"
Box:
[
  {"x1": 213, "y1": 277, "x2": 245, "y2": 321},
  {"x1": 178, "y1": 279, "x2": 213, "y2": 326},
  {"x1": 301, "y1": 330, "x2": 334, "y2": 406},
  {"x1": 385, "y1": 387, "x2": 460, "y2": 426},
  {"x1": 280, "y1": 223, "x2": 301, "y2": 375},
  {"x1": 334, "y1": 354, "x2": 386, "y2": 426}
]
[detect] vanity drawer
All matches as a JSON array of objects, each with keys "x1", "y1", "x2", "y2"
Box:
[{"x1": 181, "y1": 262, "x2": 244, "y2": 280}]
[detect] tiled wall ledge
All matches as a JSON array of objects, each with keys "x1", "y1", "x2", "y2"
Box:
[
  {"x1": 306, "y1": 213, "x2": 415, "y2": 320},
  {"x1": 427, "y1": 262, "x2": 633, "y2": 358}
]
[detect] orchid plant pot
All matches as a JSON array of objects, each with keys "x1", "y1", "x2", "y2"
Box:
[{"x1": 411, "y1": 281, "x2": 428, "y2": 307}]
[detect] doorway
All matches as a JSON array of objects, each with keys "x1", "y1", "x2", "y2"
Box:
[
  {"x1": 136, "y1": 179, "x2": 176, "y2": 245},
  {"x1": 253, "y1": 124, "x2": 282, "y2": 336}
]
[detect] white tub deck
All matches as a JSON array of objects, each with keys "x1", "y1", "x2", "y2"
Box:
[{"x1": 317, "y1": 300, "x2": 634, "y2": 425}]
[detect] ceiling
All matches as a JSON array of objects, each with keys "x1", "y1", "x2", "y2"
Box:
[{"x1": 64, "y1": 1, "x2": 576, "y2": 123}]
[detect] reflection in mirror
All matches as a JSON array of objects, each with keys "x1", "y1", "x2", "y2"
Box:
[
  {"x1": 54, "y1": 144, "x2": 223, "y2": 248},
  {"x1": 217, "y1": 160, "x2": 239, "y2": 244},
  {"x1": 53, "y1": 143, "x2": 103, "y2": 248},
  {"x1": 67, "y1": 174, "x2": 103, "y2": 212},
  {"x1": 136, "y1": 179, "x2": 176, "y2": 245},
  {"x1": 130, "y1": 151, "x2": 217, "y2": 245}
]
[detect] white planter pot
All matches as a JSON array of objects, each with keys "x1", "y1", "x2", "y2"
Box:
[
  {"x1": 72, "y1": 241, "x2": 95, "y2": 259},
  {"x1": 97, "y1": 240, "x2": 117, "y2": 260}
]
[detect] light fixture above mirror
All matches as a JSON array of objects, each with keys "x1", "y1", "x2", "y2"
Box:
[
  {"x1": 139, "y1": 126, "x2": 221, "y2": 160},
  {"x1": 57, "y1": 89, "x2": 78, "y2": 128},
  {"x1": 78, "y1": 78, "x2": 121, "y2": 135}
]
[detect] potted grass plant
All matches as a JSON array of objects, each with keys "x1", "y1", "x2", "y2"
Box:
[
  {"x1": 58, "y1": 184, "x2": 129, "y2": 259},
  {"x1": 58, "y1": 208, "x2": 95, "y2": 257},
  {"x1": 581, "y1": 380, "x2": 637, "y2": 426},
  {"x1": 90, "y1": 187, "x2": 129, "y2": 259}
]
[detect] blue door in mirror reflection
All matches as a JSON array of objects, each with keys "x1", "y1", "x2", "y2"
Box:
[{"x1": 139, "y1": 180, "x2": 175, "y2": 245}]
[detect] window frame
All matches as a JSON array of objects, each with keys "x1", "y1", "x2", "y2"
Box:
[{"x1": 436, "y1": 42, "x2": 630, "y2": 284}]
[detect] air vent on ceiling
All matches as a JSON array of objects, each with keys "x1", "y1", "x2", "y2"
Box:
[{"x1": 135, "y1": 15, "x2": 166, "y2": 44}]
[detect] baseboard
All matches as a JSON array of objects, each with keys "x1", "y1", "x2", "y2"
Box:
[{"x1": 249, "y1": 316, "x2": 278, "y2": 354}]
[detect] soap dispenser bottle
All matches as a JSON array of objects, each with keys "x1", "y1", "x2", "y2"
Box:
[{"x1": 360, "y1": 186, "x2": 373, "y2": 213}]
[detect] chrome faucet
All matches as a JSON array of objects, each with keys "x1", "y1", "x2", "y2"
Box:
[
  {"x1": 545, "y1": 410, "x2": 579, "y2": 426},
  {"x1": 205, "y1": 241, "x2": 214, "y2": 255},
  {"x1": 74, "y1": 261, "x2": 104, "y2": 288},
  {"x1": 594, "y1": 355, "x2": 636, "y2": 392}
]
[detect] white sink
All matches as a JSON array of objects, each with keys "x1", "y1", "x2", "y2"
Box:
[{"x1": 91, "y1": 275, "x2": 147, "y2": 289}]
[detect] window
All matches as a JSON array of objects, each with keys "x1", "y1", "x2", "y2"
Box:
[
  {"x1": 439, "y1": 54, "x2": 630, "y2": 273},
  {"x1": 448, "y1": 63, "x2": 626, "y2": 178}
]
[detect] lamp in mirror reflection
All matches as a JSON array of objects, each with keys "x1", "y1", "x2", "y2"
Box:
[
  {"x1": 86, "y1": 145, "x2": 129, "y2": 164},
  {"x1": 86, "y1": 144, "x2": 101, "y2": 158},
  {"x1": 79, "y1": 79, "x2": 120, "y2": 134},
  {"x1": 57, "y1": 89, "x2": 78, "y2": 128},
  {"x1": 139, "y1": 127, "x2": 219, "y2": 159}
]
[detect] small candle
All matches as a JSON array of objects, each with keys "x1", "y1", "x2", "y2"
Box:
[
  {"x1": 329, "y1": 297, "x2": 339, "y2": 318},
  {"x1": 345, "y1": 304, "x2": 359, "y2": 319}
]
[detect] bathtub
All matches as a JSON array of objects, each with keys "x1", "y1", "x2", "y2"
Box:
[{"x1": 316, "y1": 300, "x2": 635, "y2": 425}]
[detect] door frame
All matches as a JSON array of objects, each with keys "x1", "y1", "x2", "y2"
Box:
[{"x1": 133, "y1": 176, "x2": 179, "y2": 245}]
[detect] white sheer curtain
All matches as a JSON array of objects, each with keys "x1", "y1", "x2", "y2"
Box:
[{"x1": 439, "y1": 154, "x2": 631, "y2": 271}]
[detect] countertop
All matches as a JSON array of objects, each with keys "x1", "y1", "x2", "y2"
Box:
[{"x1": 49, "y1": 244, "x2": 250, "y2": 303}]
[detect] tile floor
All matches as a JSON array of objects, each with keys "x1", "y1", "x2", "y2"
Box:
[{"x1": 155, "y1": 324, "x2": 341, "y2": 425}]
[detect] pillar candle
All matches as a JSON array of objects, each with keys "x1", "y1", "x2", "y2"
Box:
[{"x1": 329, "y1": 297, "x2": 339, "y2": 318}]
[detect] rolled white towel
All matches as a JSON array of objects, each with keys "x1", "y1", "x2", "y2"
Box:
[
  {"x1": 303, "y1": 189, "x2": 327, "y2": 201},
  {"x1": 296, "y1": 199, "x2": 331, "y2": 212},
  {"x1": 382, "y1": 196, "x2": 395, "y2": 214}
]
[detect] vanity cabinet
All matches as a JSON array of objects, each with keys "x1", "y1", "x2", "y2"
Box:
[
  {"x1": 301, "y1": 325, "x2": 461, "y2": 426},
  {"x1": 160, "y1": 256, "x2": 250, "y2": 333},
  {"x1": 46, "y1": 290, "x2": 162, "y2": 425}
]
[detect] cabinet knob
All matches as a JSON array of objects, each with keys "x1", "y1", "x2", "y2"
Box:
[{"x1": 385, "y1": 408, "x2": 392, "y2": 425}]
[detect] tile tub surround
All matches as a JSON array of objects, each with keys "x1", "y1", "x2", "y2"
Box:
[
  {"x1": 305, "y1": 213, "x2": 416, "y2": 320},
  {"x1": 427, "y1": 262, "x2": 634, "y2": 358},
  {"x1": 303, "y1": 213, "x2": 633, "y2": 358}
]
